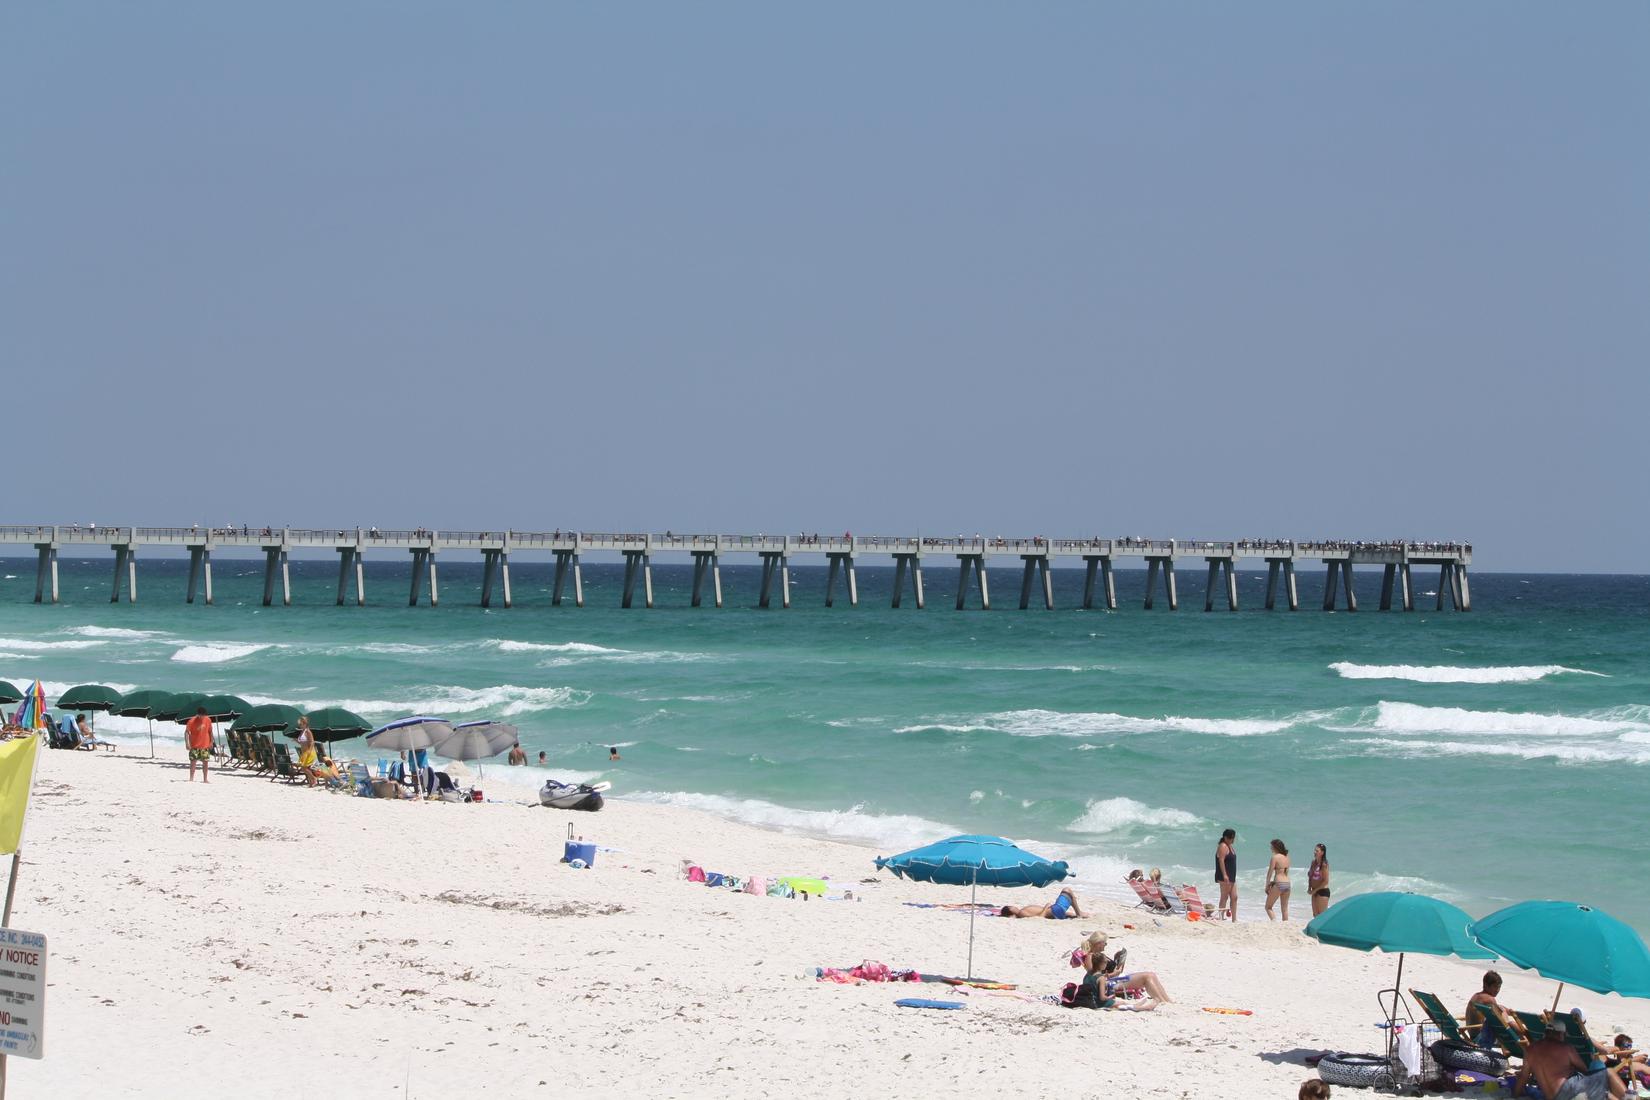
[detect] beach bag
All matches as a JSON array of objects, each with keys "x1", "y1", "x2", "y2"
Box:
[
  {"x1": 370, "y1": 778, "x2": 401, "y2": 799},
  {"x1": 1061, "y1": 972, "x2": 1110, "y2": 1010},
  {"x1": 704, "y1": 872, "x2": 726, "y2": 888},
  {"x1": 686, "y1": 865, "x2": 706, "y2": 883},
  {"x1": 744, "y1": 876, "x2": 766, "y2": 896}
]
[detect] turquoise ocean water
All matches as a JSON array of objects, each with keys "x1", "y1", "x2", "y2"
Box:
[{"x1": 4, "y1": 556, "x2": 1647, "y2": 926}]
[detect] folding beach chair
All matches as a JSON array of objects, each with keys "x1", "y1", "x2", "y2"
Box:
[
  {"x1": 1126, "y1": 879, "x2": 1159, "y2": 910},
  {"x1": 1411, "y1": 989, "x2": 1513, "y2": 1075},
  {"x1": 1468, "y1": 1002, "x2": 1528, "y2": 1061},
  {"x1": 1151, "y1": 881, "x2": 1186, "y2": 913},
  {"x1": 1177, "y1": 884, "x2": 1210, "y2": 919},
  {"x1": 1517, "y1": 1010, "x2": 1606, "y2": 1067}
]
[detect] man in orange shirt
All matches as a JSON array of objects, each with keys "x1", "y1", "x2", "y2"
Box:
[{"x1": 185, "y1": 705, "x2": 213, "y2": 783}]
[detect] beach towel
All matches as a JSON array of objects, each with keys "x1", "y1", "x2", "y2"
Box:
[
  {"x1": 704, "y1": 872, "x2": 727, "y2": 888},
  {"x1": 895, "y1": 998, "x2": 964, "y2": 1011}
]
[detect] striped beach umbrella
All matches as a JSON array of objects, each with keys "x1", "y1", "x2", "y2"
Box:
[{"x1": 9, "y1": 681, "x2": 48, "y2": 731}]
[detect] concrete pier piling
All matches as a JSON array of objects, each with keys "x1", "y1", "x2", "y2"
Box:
[{"x1": 1, "y1": 527, "x2": 1471, "y2": 615}]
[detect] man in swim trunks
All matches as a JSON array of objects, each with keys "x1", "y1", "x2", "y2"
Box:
[
  {"x1": 1465, "y1": 970, "x2": 1526, "y2": 1044},
  {"x1": 185, "y1": 705, "x2": 213, "y2": 783},
  {"x1": 1000, "y1": 887, "x2": 1082, "y2": 919},
  {"x1": 1515, "y1": 1018, "x2": 1625, "y2": 1099},
  {"x1": 507, "y1": 742, "x2": 526, "y2": 766}
]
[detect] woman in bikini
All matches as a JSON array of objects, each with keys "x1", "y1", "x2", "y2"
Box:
[
  {"x1": 1264, "y1": 838, "x2": 1291, "y2": 921},
  {"x1": 1000, "y1": 887, "x2": 1082, "y2": 919},
  {"x1": 1308, "y1": 843, "x2": 1331, "y2": 917}
]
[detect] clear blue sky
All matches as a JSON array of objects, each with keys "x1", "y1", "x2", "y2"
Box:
[{"x1": 3, "y1": 3, "x2": 1645, "y2": 571}]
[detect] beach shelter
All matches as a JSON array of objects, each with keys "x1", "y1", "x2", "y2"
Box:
[
  {"x1": 1470, "y1": 901, "x2": 1650, "y2": 1011},
  {"x1": 0, "y1": 682, "x2": 21, "y2": 707},
  {"x1": 232, "y1": 703, "x2": 302, "y2": 733},
  {"x1": 1305, "y1": 891, "x2": 1495, "y2": 1079},
  {"x1": 876, "y1": 835, "x2": 1070, "y2": 978},
  {"x1": 54, "y1": 684, "x2": 124, "y2": 718},
  {"x1": 285, "y1": 707, "x2": 372, "y2": 745},
  {"x1": 9, "y1": 681, "x2": 48, "y2": 732},
  {"x1": 113, "y1": 689, "x2": 176, "y2": 758},
  {"x1": 429, "y1": 720, "x2": 517, "y2": 779},
  {"x1": 365, "y1": 717, "x2": 454, "y2": 797}
]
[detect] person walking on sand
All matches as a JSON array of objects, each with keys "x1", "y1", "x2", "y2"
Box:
[
  {"x1": 185, "y1": 705, "x2": 213, "y2": 783},
  {"x1": 1308, "y1": 844, "x2": 1331, "y2": 917},
  {"x1": 1264, "y1": 839, "x2": 1292, "y2": 921},
  {"x1": 1215, "y1": 828, "x2": 1237, "y2": 921},
  {"x1": 292, "y1": 715, "x2": 322, "y2": 788}
]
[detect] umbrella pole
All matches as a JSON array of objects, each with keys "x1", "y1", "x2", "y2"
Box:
[
  {"x1": 1388, "y1": 952, "x2": 1405, "y2": 1089},
  {"x1": 1550, "y1": 982, "x2": 1565, "y2": 1014},
  {"x1": 967, "y1": 874, "x2": 977, "y2": 981},
  {"x1": 148, "y1": 718, "x2": 155, "y2": 759}
]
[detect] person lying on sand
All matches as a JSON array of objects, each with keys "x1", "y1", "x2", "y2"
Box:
[
  {"x1": 1515, "y1": 1018, "x2": 1624, "y2": 1100},
  {"x1": 1000, "y1": 887, "x2": 1082, "y2": 919},
  {"x1": 1081, "y1": 931, "x2": 1172, "y2": 1003}
]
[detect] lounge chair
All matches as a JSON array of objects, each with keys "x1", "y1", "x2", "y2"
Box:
[
  {"x1": 347, "y1": 762, "x2": 374, "y2": 797},
  {"x1": 1152, "y1": 881, "x2": 1185, "y2": 913},
  {"x1": 268, "y1": 744, "x2": 305, "y2": 784},
  {"x1": 1515, "y1": 1010, "x2": 1606, "y2": 1067},
  {"x1": 1126, "y1": 879, "x2": 1163, "y2": 910},
  {"x1": 1177, "y1": 884, "x2": 1210, "y2": 919},
  {"x1": 1468, "y1": 1002, "x2": 1528, "y2": 1061},
  {"x1": 1411, "y1": 989, "x2": 1513, "y2": 1074}
]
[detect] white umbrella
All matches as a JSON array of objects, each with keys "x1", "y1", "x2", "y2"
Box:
[
  {"x1": 429, "y1": 721, "x2": 518, "y2": 779},
  {"x1": 365, "y1": 716, "x2": 454, "y2": 797}
]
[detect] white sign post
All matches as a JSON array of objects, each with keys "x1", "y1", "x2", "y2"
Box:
[{"x1": 0, "y1": 930, "x2": 44, "y2": 1062}]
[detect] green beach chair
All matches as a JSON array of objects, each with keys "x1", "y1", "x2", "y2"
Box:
[
  {"x1": 1411, "y1": 990, "x2": 1512, "y2": 1074},
  {"x1": 1467, "y1": 1002, "x2": 1528, "y2": 1061},
  {"x1": 1518, "y1": 1010, "x2": 1606, "y2": 1066},
  {"x1": 269, "y1": 743, "x2": 304, "y2": 784}
]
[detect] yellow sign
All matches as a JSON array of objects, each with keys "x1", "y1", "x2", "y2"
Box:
[{"x1": 0, "y1": 737, "x2": 39, "y2": 856}]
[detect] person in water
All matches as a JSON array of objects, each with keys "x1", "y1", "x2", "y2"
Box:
[
  {"x1": 507, "y1": 743, "x2": 526, "y2": 766},
  {"x1": 1264, "y1": 839, "x2": 1292, "y2": 921},
  {"x1": 1215, "y1": 828, "x2": 1237, "y2": 921},
  {"x1": 1000, "y1": 887, "x2": 1082, "y2": 919},
  {"x1": 609, "y1": 746, "x2": 621, "y2": 761},
  {"x1": 1308, "y1": 843, "x2": 1331, "y2": 917}
]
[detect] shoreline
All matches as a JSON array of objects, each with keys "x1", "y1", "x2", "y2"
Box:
[{"x1": 20, "y1": 744, "x2": 1650, "y2": 1097}]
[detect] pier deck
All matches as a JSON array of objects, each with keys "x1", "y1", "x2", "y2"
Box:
[{"x1": 0, "y1": 526, "x2": 1472, "y2": 612}]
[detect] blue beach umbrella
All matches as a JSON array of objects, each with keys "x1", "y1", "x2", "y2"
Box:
[
  {"x1": 1306, "y1": 891, "x2": 1495, "y2": 1070},
  {"x1": 1470, "y1": 901, "x2": 1650, "y2": 1011},
  {"x1": 365, "y1": 716, "x2": 454, "y2": 797},
  {"x1": 876, "y1": 835, "x2": 1070, "y2": 978}
]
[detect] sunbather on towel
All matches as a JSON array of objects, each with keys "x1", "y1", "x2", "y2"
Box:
[
  {"x1": 1515, "y1": 1018, "x2": 1625, "y2": 1100},
  {"x1": 1081, "y1": 931, "x2": 1172, "y2": 1004},
  {"x1": 1000, "y1": 887, "x2": 1082, "y2": 920},
  {"x1": 1465, "y1": 970, "x2": 1527, "y2": 1043}
]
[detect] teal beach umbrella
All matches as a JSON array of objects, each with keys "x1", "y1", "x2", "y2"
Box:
[
  {"x1": 1470, "y1": 901, "x2": 1650, "y2": 1011},
  {"x1": 1306, "y1": 892, "x2": 1496, "y2": 1076},
  {"x1": 0, "y1": 682, "x2": 21, "y2": 706}
]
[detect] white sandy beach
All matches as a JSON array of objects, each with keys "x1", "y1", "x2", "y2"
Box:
[{"x1": 16, "y1": 746, "x2": 1650, "y2": 1099}]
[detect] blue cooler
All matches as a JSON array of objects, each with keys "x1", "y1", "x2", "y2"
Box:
[{"x1": 563, "y1": 841, "x2": 597, "y2": 867}]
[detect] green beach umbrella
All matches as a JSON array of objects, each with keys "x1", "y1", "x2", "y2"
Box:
[
  {"x1": 1306, "y1": 892, "x2": 1496, "y2": 1076},
  {"x1": 157, "y1": 693, "x2": 206, "y2": 723},
  {"x1": 0, "y1": 682, "x2": 22, "y2": 706},
  {"x1": 1470, "y1": 901, "x2": 1650, "y2": 1010},
  {"x1": 284, "y1": 706, "x2": 371, "y2": 745},
  {"x1": 196, "y1": 694, "x2": 250, "y2": 720},
  {"x1": 55, "y1": 684, "x2": 125, "y2": 714},
  {"x1": 231, "y1": 703, "x2": 302, "y2": 733},
  {"x1": 112, "y1": 689, "x2": 177, "y2": 758}
]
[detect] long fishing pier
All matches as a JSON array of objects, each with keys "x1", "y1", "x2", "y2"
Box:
[{"x1": 2, "y1": 527, "x2": 1472, "y2": 612}]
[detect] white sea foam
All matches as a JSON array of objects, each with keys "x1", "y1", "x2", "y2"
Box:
[
  {"x1": 1066, "y1": 797, "x2": 1203, "y2": 834},
  {"x1": 0, "y1": 637, "x2": 107, "y2": 651},
  {"x1": 626, "y1": 790, "x2": 956, "y2": 853},
  {"x1": 488, "y1": 639, "x2": 625, "y2": 655},
  {"x1": 1367, "y1": 701, "x2": 1650, "y2": 738},
  {"x1": 894, "y1": 708, "x2": 1315, "y2": 739},
  {"x1": 170, "y1": 643, "x2": 279, "y2": 664},
  {"x1": 1330, "y1": 662, "x2": 1604, "y2": 684},
  {"x1": 287, "y1": 684, "x2": 591, "y2": 718},
  {"x1": 1350, "y1": 737, "x2": 1650, "y2": 766},
  {"x1": 0, "y1": 654, "x2": 38, "y2": 662},
  {"x1": 61, "y1": 626, "x2": 166, "y2": 640}
]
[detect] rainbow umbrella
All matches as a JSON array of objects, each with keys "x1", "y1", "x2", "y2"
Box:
[{"x1": 10, "y1": 680, "x2": 48, "y2": 732}]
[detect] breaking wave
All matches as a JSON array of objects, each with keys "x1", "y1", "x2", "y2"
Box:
[
  {"x1": 170, "y1": 643, "x2": 280, "y2": 664},
  {"x1": 1330, "y1": 662, "x2": 1604, "y2": 684},
  {"x1": 894, "y1": 708, "x2": 1318, "y2": 739},
  {"x1": 1365, "y1": 701, "x2": 1650, "y2": 738},
  {"x1": 0, "y1": 637, "x2": 107, "y2": 651},
  {"x1": 626, "y1": 790, "x2": 956, "y2": 853},
  {"x1": 1066, "y1": 797, "x2": 1204, "y2": 834}
]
